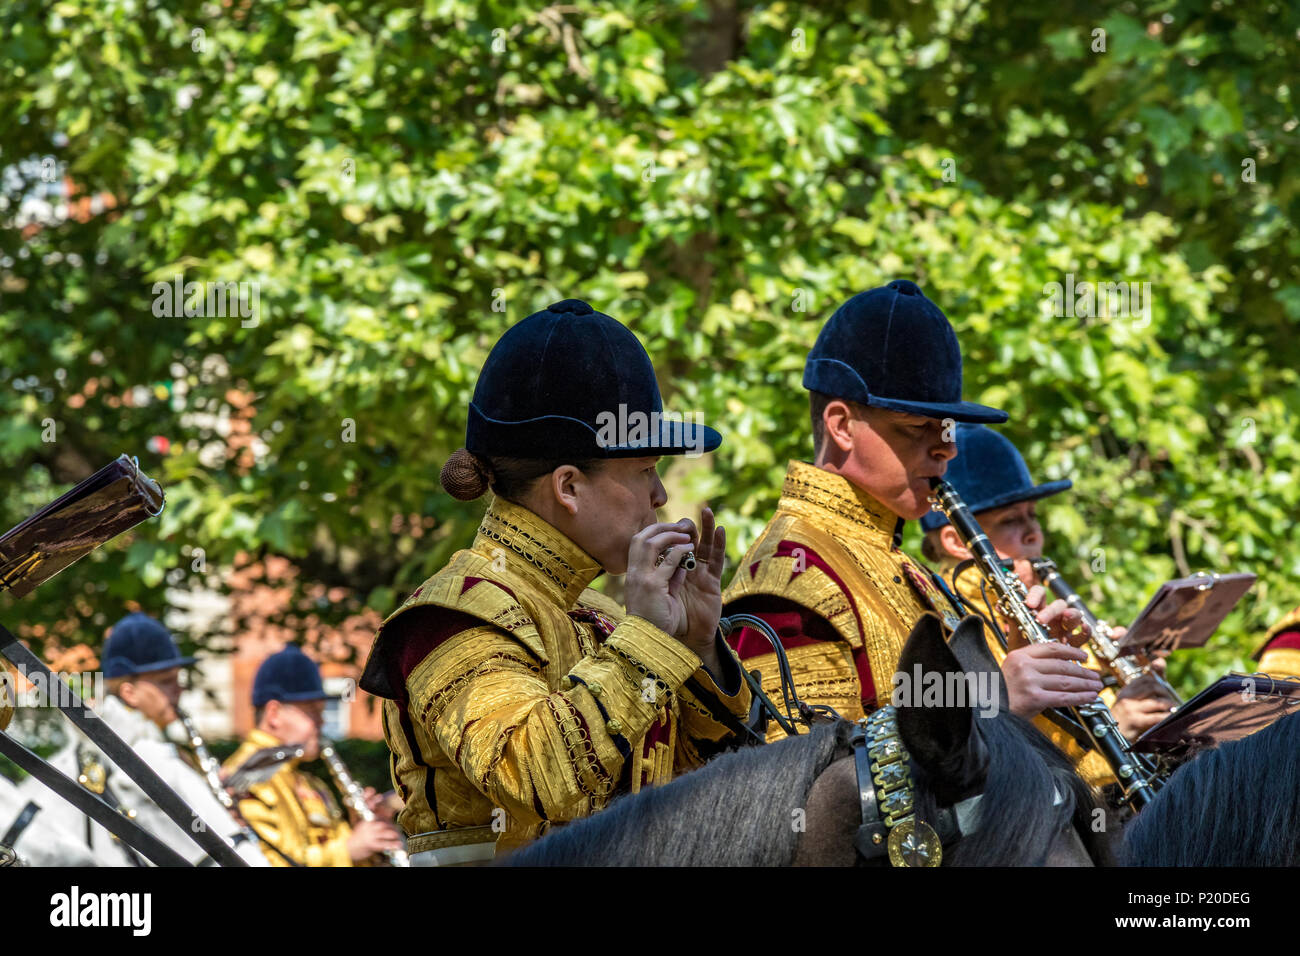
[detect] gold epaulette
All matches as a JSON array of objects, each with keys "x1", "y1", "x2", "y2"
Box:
[
  {"x1": 724, "y1": 516, "x2": 863, "y2": 651},
  {"x1": 1254, "y1": 605, "x2": 1300, "y2": 661},
  {"x1": 381, "y1": 550, "x2": 553, "y2": 665}
]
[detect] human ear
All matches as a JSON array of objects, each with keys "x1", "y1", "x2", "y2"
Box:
[
  {"x1": 823, "y1": 399, "x2": 857, "y2": 454},
  {"x1": 940, "y1": 525, "x2": 971, "y2": 560},
  {"x1": 549, "y1": 465, "x2": 583, "y2": 517}
]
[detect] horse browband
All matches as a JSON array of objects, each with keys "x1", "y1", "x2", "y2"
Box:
[{"x1": 851, "y1": 706, "x2": 981, "y2": 867}]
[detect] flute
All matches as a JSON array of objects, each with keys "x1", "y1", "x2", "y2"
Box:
[
  {"x1": 175, "y1": 706, "x2": 263, "y2": 850},
  {"x1": 319, "y1": 740, "x2": 409, "y2": 867}
]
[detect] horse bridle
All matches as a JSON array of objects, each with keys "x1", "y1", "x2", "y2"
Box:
[
  {"x1": 719, "y1": 614, "x2": 984, "y2": 867},
  {"x1": 850, "y1": 705, "x2": 982, "y2": 867}
]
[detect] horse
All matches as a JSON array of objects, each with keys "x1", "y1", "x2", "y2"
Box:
[
  {"x1": 505, "y1": 613, "x2": 1111, "y2": 866},
  {"x1": 1122, "y1": 706, "x2": 1300, "y2": 866}
]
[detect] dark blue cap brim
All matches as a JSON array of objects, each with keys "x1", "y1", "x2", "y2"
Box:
[
  {"x1": 253, "y1": 688, "x2": 339, "y2": 708},
  {"x1": 867, "y1": 395, "x2": 1009, "y2": 425},
  {"x1": 104, "y1": 655, "x2": 197, "y2": 678},
  {"x1": 277, "y1": 689, "x2": 338, "y2": 702},
  {"x1": 920, "y1": 479, "x2": 1073, "y2": 531},
  {"x1": 469, "y1": 405, "x2": 722, "y2": 459},
  {"x1": 601, "y1": 421, "x2": 722, "y2": 458}
]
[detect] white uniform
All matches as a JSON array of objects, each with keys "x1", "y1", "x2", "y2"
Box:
[
  {"x1": 13, "y1": 695, "x2": 268, "y2": 866},
  {"x1": 0, "y1": 771, "x2": 97, "y2": 866}
]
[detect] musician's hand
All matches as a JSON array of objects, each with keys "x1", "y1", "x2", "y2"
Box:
[
  {"x1": 362, "y1": 786, "x2": 384, "y2": 815},
  {"x1": 1002, "y1": 643, "x2": 1105, "y2": 719},
  {"x1": 677, "y1": 507, "x2": 726, "y2": 673},
  {"x1": 1112, "y1": 691, "x2": 1175, "y2": 742},
  {"x1": 1005, "y1": 584, "x2": 1088, "y2": 650},
  {"x1": 625, "y1": 512, "x2": 726, "y2": 672},
  {"x1": 346, "y1": 820, "x2": 404, "y2": 862},
  {"x1": 1010, "y1": 557, "x2": 1038, "y2": 593},
  {"x1": 625, "y1": 519, "x2": 694, "y2": 639}
]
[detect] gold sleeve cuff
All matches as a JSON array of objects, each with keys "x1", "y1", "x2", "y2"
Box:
[
  {"x1": 306, "y1": 829, "x2": 353, "y2": 868},
  {"x1": 683, "y1": 640, "x2": 751, "y2": 721},
  {"x1": 602, "y1": 616, "x2": 702, "y2": 691}
]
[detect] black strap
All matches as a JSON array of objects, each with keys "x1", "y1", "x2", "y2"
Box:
[
  {"x1": 1, "y1": 800, "x2": 39, "y2": 847},
  {"x1": 850, "y1": 724, "x2": 973, "y2": 865},
  {"x1": 851, "y1": 725, "x2": 889, "y2": 861},
  {"x1": 0, "y1": 730, "x2": 191, "y2": 866},
  {"x1": 0, "y1": 625, "x2": 247, "y2": 867}
]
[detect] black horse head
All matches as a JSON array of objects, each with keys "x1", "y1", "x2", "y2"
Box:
[
  {"x1": 892, "y1": 613, "x2": 1006, "y2": 807},
  {"x1": 886, "y1": 612, "x2": 1103, "y2": 866}
]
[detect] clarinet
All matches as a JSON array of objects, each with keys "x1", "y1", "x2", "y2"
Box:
[
  {"x1": 1030, "y1": 558, "x2": 1184, "y2": 708},
  {"x1": 319, "y1": 740, "x2": 409, "y2": 867},
  {"x1": 175, "y1": 707, "x2": 263, "y2": 850},
  {"x1": 928, "y1": 477, "x2": 1161, "y2": 811}
]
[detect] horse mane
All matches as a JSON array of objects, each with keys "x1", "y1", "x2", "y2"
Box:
[
  {"x1": 916, "y1": 709, "x2": 1105, "y2": 866},
  {"x1": 503, "y1": 721, "x2": 845, "y2": 866},
  {"x1": 1123, "y1": 711, "x2": 1300, "y2": 866},
  {"x1": 505, "y1": 707, "x2": 1105, "y2": 866}
]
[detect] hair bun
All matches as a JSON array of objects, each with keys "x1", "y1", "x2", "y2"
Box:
[{"x1": 440, "y1": 448, "x2": 492, "y2": 500}]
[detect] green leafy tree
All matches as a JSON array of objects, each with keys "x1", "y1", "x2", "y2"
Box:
[{"x1": 1, "y1": 0, "x2": 1294, "y2": 699}]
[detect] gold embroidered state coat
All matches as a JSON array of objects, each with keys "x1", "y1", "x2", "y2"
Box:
[
  {"x1": 360, "y1": 496, "x2": 751, "y2": 856},
  {"x1": 723, "y1": 460, "x2": 964, "y2": 739},
  {"x1": 940, "y1": 558, "x2": 1117, "y2": 788},
  {"x1": 0, "y1": 661, "x2": 13, "y2": 731},
  {"x1": 1256, "y1": 606, "x2": 1300, "y2": 678},
  {"x1": 222, "y1": 728, "x2": 354, "y2": 867}
]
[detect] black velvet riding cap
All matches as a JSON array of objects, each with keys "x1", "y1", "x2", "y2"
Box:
[
  {"x1": 920, "y1": 423, "x2": 1072, "y2": 532},
  {"x1": 803, "y1": 279, "x2": 1007, "y2": 424},
  {"x1": 465, "y1": 299, "x2": 722, "y2": 460}
]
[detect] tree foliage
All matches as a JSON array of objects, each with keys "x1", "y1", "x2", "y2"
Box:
[{"x1": 2, "y1": 0, "x2": 1296, "y2": 695}]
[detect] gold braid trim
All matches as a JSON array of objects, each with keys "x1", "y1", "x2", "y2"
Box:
[
  {"x1": 419, "y1": 648, "x2": 542, "y2": 726},
  {"x1": 545, "y1": 694, "x2": 615, "y2": 799},
  {"x1": 478, "y1": 522, "x2": 576, "y2": 593}
]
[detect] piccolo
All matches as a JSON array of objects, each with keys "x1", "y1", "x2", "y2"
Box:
[
  {"x1": 319, "y1": 740, "x2": 409, "y2": 867},
  {"x1": 928, "y1": 477, "x2": 1162, "y2": 810},
  {"x1": 1030, "y1": 558, "x2": 1183, "y2": 708}
]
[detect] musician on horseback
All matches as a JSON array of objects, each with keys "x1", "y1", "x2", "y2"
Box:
[
  {"x1": 223, "y1": 645, "x2": 400, "y2": 866},
  {"x1": 723, "y1": 280, "x2": 1103, "y2": 737},
  {"x1": 917, "y1": 422, "x2": 1177, "y2": 787},
  {"x1": 359, "y1": 299, "x2": 751, "y2": 864}
]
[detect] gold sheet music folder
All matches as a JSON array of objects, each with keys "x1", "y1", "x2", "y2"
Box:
[{"x1": 0, "y1": 455, "x2": 165, "y2": 598}]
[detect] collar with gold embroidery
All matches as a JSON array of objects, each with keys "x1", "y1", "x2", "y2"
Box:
[
  {"x1": 778, "y1": 460, "x2": 904, "y2": 549},
  {"x1": 473, "y1": 496, "x2": 604, "y2": 609}
]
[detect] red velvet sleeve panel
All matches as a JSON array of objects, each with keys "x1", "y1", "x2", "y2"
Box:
[
  {"x1": 1266, "y1": 630, "x2": 1300, "y2": 651},
  {"x1": 359, "y1": 604, "x2": 486, "y2": 703},
  {"x1": 725, "y1": 595, "x2": 875, "y2": 706}
]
